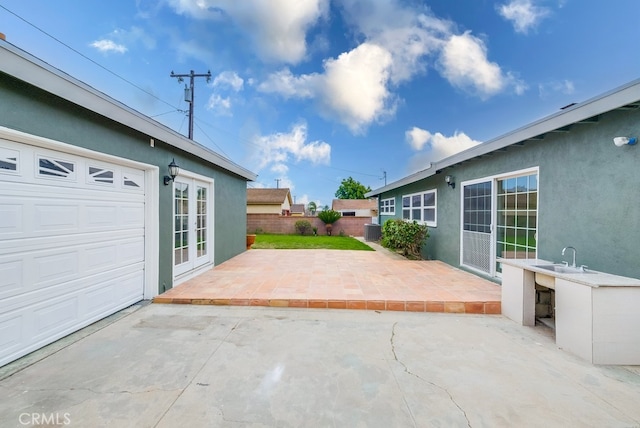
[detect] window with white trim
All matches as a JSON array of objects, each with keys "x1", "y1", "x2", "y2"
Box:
[
  {"x1": 380, "y1": 197, "x2": 395, "y2": 215},
  {"x1": 402, "y1": 190, "x2": 437, "y2": 226}
]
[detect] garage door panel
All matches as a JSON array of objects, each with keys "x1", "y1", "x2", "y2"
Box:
[
  {"x1": 0, "y1": 241, "x2": 144, "y2": 301},
  {"x1": 0, "y1": 230, "x2": 144, "y2": 257},
  {"x1": 0, "y1": 315, "x2": 23, "y2": 357},
  {"x1": 85, "y1": 270, "x2": 144, "y2": 317},
  {"x1": 32, "y1": 297, "x2": 79, "y2": 342},
  {"x1": 0, "y1": 197, "x2": 144, "y2": 240},
  {"x1": 34, "y1": 250, "x2": 79, "y2": 283},
  {"x1": 0, "y1": 260, "x2": 22, "y2": 296},
  {"x1": 34, "y1": 204, "x2": 79, "y2": 232},
  {"x1": 0, "y1": 268, "x2": 143, "y2": 366},
  {"x1": 0, "y1": 204, "x2": 22, "y2": 234}
]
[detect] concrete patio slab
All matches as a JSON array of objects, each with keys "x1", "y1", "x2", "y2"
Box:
[
  {"x1": 1, "y1": 304, "x2": 639, "y2": 427},
  {"x1": 155, "y1": 246, "x2": 502, "y2": 314}
]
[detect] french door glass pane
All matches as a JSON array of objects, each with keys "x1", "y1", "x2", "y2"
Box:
[{"x1": 496, "y1": 173, "x2": 538, "y2": 271}]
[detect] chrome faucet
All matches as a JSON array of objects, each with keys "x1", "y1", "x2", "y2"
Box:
[{"x1": 562, "y1": 246, "x2": 577, "y2": 268}]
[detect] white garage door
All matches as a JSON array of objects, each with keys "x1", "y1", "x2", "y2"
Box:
[{"x1": 0, "y1": 137, "x2": 147, "y2": 366}]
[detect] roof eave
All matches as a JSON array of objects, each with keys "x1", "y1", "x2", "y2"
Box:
[
  {"x1": 0, "y1": 41, "x2": 257, "y2": 181},
  {"x1": 366, "y1": 77, "x2": 640, "y2": 197}
]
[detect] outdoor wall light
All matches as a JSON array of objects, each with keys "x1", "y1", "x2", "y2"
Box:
[
  {"x1": 445, "y1": 175, "x2": 455, "y2": 189},
  {"x1": 613, "y1": 136, "x2": 637, "y2": 147},
  {"x1": 163, "y1": 158, "x2": 180, "y2": 185}
]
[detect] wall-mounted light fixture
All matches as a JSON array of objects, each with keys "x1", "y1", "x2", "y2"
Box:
[
  {"x1": 613, "y1": 136, "x2": 637, "y2": 147},
  {"x1": 163, "y1": 158, "x2": 180, "y2": 185},
  {"x1": 445, "y1": 175, "x2": 455, "y2": 189}
]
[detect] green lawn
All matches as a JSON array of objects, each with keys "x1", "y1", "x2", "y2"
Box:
[{"x1": 251, "y1": 234, "x2": 374, "y2": 251}]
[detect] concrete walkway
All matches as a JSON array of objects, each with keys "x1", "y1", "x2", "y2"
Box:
[
  {"x1": 155, "y1": 246, "x2": 501, "y2": 314},
  {"x1": 1, "y1": 304, "x2": 639, "y2": 427}
]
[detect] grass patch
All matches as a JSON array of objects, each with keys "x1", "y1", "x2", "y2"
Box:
[{"x1": 252, "y1": 234, "x2": 374, "y2": 251}]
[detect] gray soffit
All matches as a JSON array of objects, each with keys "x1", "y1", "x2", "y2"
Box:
[
  {"x1": 367, "y1": 77, "x2": 640, "y2": 197},
  {"x1": 0, "y1": 41, "x2": 257, "y2": 181}
]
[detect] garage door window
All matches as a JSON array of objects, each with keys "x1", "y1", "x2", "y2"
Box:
[
  {"x1": 88, "y1": 166, "x2": 114, "y2": 185},
  {"x1": 38, "y1": 156, "x2": 75, "y2": 179},
  {"x1": 0, "y1": 147, "x2": 18, "y2": 172}
]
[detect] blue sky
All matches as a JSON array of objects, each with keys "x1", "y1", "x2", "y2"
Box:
[{"x1": 1, "y1": 0, "x2": 639, "y2": 208}]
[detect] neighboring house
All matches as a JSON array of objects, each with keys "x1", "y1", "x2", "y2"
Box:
[
  {"x1": 290, "y1": 203, "x2": 306, "y2": 216},
  {"x1": 0, "y1": 41, "x2": 257, "y2": 366},
  {"x1": 367, "y1": 78, "x2": 640, "y2": 282},
  {"x1": 332, "y1": 198, "x2": 379, "y2": 223},
  {"x1": 247, "y1": 188, "x2": 292, "y2": 215}
]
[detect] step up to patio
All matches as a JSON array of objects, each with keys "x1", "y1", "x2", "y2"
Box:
[
  {"x1": 153, "y1": 295, "x2": 500, "y2": 314},
  {"x1": 153, "y1": 249, "x2": 502, "y2": 314}
]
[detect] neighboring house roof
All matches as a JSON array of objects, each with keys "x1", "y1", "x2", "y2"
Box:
[
  {"x1": 290, "y1": 204, "x2": 306, "y2": 214},
  {"x1": 332, "y1": 199, "x2": 378, "y2": 211},
  {"x1": 247, "y1": 188, "x2": 292, "y2": 205},
  {"x1": 0, "y1": 40, "x2": 257, "y2": 181},
  {"x1": 366, "y1": 77, "x2": 640, "y2": 197}
]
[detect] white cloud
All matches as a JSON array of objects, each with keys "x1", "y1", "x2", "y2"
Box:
[
  {"x1": 406, "y1": 127, "x2": 481, "y2": 172},
  {"x1": 405, "y1": 127, "x2": 431, "y2": 151},
  {"x1": 166, "y1": 0, "x2": 329, "y2": 64},
  {"x1": 257, "y1": 68, "x2": 317, "y2": 99},
  {"x1": 318, "y1": 43, "x2": 396, "y2": 133},
  {"x1": 437, "y1": 32, "x2": 524, "y2": 98},
  {"x1": 206, "y1": 94, "x2": 232, "y2": 115},
  {"x1": 338, "y1": 0, "x2": 449, "y2": 85},
  {"x1": 252, "y1": 122, "x2": 331, "y2": 171},
  {"x1": 259, "y1": 43, "x2": 395, "y2": 134},
  {"x1": 538, "y1": 79, "x2": 575, "y2": 98},
  {"x1": 212, "y1": 71, "x2": 244, "y2": 91},
  {"x1": 497, "y1": 0, "x2": 550, "y2": 34},
  {"x1": 90, "y1": 39, "x2": 128, "y2": 54}
]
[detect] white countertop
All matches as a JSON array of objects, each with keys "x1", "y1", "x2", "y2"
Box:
[{"x1": 498, "y1": 258, "x2": 640, "y2": 288}]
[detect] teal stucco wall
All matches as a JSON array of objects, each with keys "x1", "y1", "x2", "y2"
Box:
[
  {"x1": 0, "y1": 72, "x2": 249, "y2": 292},
  {"x1": 378, "y1": 106, "x2": 640, "y2": 280}
]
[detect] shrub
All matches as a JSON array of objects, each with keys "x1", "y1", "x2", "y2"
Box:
[
  {"x1": 381, "y1": 219, "x2": 429, "y2": 259},
  {"x1": 294, "y1": 220, "x2": 313, "y2": 235},
  {"x1": 317, "y1": 209, "x2": 341, "y2": 225}
]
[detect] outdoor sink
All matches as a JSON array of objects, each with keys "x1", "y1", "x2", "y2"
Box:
[{"x1": 534, "y1": 264, "x2": 595, "y2": 274}]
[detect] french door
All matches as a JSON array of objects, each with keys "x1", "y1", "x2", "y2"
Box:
[
  {"x1": 173, "y1": 177, "x2": 212, "y2": 277},
  {"x1": 461, "y1": 180, "x2": 494, "y2": 275},
  {"x1": 461, "y1": 170, "x2": 538, "y2": 277}
]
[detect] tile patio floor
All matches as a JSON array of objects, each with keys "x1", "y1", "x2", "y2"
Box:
[{"x1": 154, "y1": 242, "x2": 502, "y2": 314}]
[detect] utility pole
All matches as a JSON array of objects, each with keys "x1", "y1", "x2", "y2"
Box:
[
  {"x1": 170, "y1": 70, "x2": 211, "y2": 140},
  {"x1": 275, "y1": 178, "x2": 281, "y2": 189},
  {"x1": 381, "y1": 170, "x2": 387, "y2": 186}
]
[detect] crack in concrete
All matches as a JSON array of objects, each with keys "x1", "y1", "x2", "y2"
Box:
[
  {"x1": 6, "y1": 386, "x2": 183, "y2": 395},
  {"x1": 153, "y1": 319, "x2": 244, "y2": 427},
  {"x1": 390, "y1": 322, "x2": 472, "y2": 428}
]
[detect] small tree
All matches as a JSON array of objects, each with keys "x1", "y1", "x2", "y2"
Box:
[
  {"x1": 307, "y1": 201, "x2": 317, "y2": 215},
  {"x1": 294, "y1": 220, "x2": 313, "y2": 235},
  {"x1": 381, "y1": 219, "x2": 429, "y2": 259},
  {"x1": 335, "y1": 177, "x2": 372, "y2": 199},
  {"x1": 317, "y1": 209, "x2": 341, "y2": 235}
]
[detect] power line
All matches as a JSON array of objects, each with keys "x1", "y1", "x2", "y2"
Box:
[
  {"x1": 0, "y1": 4, "x2": 178, "y2": 112},
  {"x1": 193, "y1": 121, "x2": 230, "y2": 159}
]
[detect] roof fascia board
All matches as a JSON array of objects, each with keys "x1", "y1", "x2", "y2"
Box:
[
  {"x1": 367, "y1": 78, "x2": 640, "y2": 197},
  {"x1": 0, "y1": 42, "x2": 257, "y2": 181}
]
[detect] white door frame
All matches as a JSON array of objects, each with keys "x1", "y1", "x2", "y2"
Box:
[
  {"x1": 0, "y1": 126, "x2": 159, "y2": 299},
  {"x1": 171, "y1": 169, "x2": 214, "y2": 285},
  {"x1": 459, "y1": 166, "x2": 539, "y2": 278}
]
